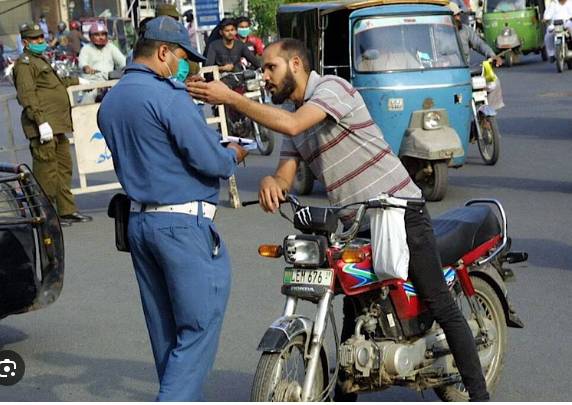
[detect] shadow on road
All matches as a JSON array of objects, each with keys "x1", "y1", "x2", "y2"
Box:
[
  {"x1": 511, "y1": 238, "x2": 572, "y2": 271},
  {"x1": 501, "y1": 116, "x2": 572, "y2": 140},
  {"x1": 204, "y1": 368, "x2": 253, "y2": 401},
  {"x1": 2, "y1": 351, "x2": 155, "y2": 401},
  {"x1": 0, "y1": 324, "x2": 28, "y2": 348},
  {"x1": 450, "y1": 175, "x2": 572, "y2": 194}
]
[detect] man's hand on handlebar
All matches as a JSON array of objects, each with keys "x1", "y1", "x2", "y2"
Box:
[
  {"x1": 220, "y1": 63, "x2": 234, "y2": 72},
  {"x1": 259, "y1": 176, "x2": 287, "y2": 213},
  {"x1": 492, "y1": 55, "x2": 503, "y2": 67}
]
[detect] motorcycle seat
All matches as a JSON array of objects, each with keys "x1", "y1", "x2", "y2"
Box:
[{"x1": 432, "y1": 205, "x2": 501, "y2": 266}]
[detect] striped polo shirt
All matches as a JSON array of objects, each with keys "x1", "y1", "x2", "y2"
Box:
[{"x1": 281, "y1": 71, "x2": 421, "y2": 209}]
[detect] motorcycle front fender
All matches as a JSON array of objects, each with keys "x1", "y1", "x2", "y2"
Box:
[
  {"x1": 400, "y1": 126, "x2": 464, "y2": 161},
  {"x1": 257, "y1": 315, "x2": 314, "y2": 353},
  {"x1": 478, "y1": 104, "x2": 497, "y2": 117},
  {"x1": 469, "y1": 263, "x2": 524, "y2": 329}
]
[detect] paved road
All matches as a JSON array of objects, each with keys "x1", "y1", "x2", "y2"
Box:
[{"x1": 1, "y1": 55, "x2": 571, "y2": 401}]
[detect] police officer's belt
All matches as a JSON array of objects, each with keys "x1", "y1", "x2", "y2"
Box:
[{"x1": 130, "y1": 201, "x2": 216, "y2": 220}]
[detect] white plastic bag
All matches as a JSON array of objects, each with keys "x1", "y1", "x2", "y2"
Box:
[{"x1": 370, "y1": 197, "x2": 410, "y2": 281}]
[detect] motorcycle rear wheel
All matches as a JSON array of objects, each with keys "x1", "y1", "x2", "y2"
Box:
[
  {"x1": 434, "y1": 275, "x2": 507, "y2": 401},
  {"x1": 251, "y1": 335, "x2": 327, "y2": 401},
  {"x1": 477, "y1": 116, "x2": 501, "y2": 165}
]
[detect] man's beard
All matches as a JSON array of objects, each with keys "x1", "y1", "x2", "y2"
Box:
[{"x1": 271, "y1": 68, "x2": 296, "y2": 105}]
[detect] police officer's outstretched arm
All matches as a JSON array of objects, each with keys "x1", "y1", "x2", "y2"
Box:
[
  {"x1": 14, "y1": 62, "x2": 46, "y2": 125},
  {"x1": 165, "y1": 92, "x2": 243, "y2": 178}
]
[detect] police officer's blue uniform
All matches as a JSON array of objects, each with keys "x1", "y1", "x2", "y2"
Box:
[{"x1": 98, "y1": 53, "x2": 237, "y2": 400}]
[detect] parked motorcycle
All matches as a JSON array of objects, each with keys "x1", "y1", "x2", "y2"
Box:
[
  {"x1": 46, "y1": 47, "x2": 80, "y2": 79},
  {"x1": 220, "y1": 69, "x2": 275, "y2": 155},
  {"x1": 248, "y1": 194, "x2": 526, "y2": 401},
  {"x1": 470, "y1": 61, "x2": 502, "y2": 165},
  {"x1": 553, "y1": 19, "x2": 572, "y2": 73}
]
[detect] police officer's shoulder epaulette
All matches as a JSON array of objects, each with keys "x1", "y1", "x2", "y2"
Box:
[{"x1": 20, "y1": 55, "x2": 31, "y2": 65}]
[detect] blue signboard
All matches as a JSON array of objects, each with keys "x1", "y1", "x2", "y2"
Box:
[{"x1": 195, "y1": 0, "x2": 221, "y2": 28}]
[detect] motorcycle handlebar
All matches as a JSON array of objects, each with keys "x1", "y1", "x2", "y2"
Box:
[{"x1": 0, "y1": 162, "x2": 23, "y2": 174}]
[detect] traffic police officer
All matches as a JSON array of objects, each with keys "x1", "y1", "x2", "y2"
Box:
[
  {"x1": 97, "y1": 16, "x2": 247, "y2": 401},
  {"x1": 13, "y1": 23, "x2": 92, "y2": 226}
]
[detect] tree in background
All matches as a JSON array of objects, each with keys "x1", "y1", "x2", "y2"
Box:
[{"x1": 237, "y1": 0, "x2": 321, "y2": 42}]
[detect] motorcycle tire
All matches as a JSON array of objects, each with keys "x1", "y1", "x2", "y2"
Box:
[
  {"x1": 556, "y1": 44, "x2": 565, "y2": 73},
  {"x1": 251, "y1": 335, "x2": 329, "y2": 401},
  {"x1": 541, "y1": 46, "x2": 548, "y2": 62},
  {"x1": 253, "y1": 122, "x2": 275, "y2": 156},
  {"x1": 419, "y1": 160, "x2": 448, "y2": 202},
  {"x1": 293, "y1": 161, "x2": 314, "y2": 195},
  {"x1": 434, "y1": 275, "x2": 507, "y2": 402},
  {"x1": 477, "y1": 116, "x2": 501, "y2": 166}
]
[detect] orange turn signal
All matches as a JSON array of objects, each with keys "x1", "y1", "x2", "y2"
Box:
[
  {"x1": 258, "y1": 244, "x2": 283, "y2": 258},
  {"x1": 341, "y1": 248, "x2": 366, "y2": 263}
]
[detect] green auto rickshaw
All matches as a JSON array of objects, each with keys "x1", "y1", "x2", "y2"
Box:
[{"x1": 482, "y1": 0, "x2": 546, "y2": 66}]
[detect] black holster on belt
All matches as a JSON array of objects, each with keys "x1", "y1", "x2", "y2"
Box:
[{"x1": 107, "y1": 193, "x2": 131, "y2": 252}]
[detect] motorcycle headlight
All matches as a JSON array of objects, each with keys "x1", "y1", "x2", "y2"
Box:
[
  {"x1": 283, "y1": 235, "x2": 327, "y2": 267},
  {"x1": 423, "y1": 111, "x2": 443, "y2": 130},
  {"x1": 472, "y1": 76, "x2": 487, "y2": 90},
  {"x1": 502, "y1": 27, "x2": 512, "y2": 36}
]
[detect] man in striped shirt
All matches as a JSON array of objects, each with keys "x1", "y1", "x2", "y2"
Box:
[{"x1": 187, "y1": 38, "x2": 489, "y2": 401}]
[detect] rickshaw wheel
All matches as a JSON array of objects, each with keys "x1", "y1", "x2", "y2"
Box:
[
  {"x1": 503, "y1": 52, "x2": 514, "y2": 68},
  {"x1": 412, "y1": 160, "x2": 448, "y2": 202}
]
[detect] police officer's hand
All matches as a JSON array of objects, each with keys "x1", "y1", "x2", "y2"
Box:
[
  {"x1": 226, "y1": 142, "x2": 248, "y2": 164},
  {"x1": 187, "y1": 80, "x2": 235, "y2": 105},
  {"x1": 259, "y1": 176, "x2": 286, "y2": 213},
  {"x1": 38, "y1": 122, "x2": 54, "y2": 144}
]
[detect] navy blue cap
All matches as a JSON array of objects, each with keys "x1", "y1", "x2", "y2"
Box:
[{"x1": 143, "y1": 16, "x2": 205, "y2": 62}]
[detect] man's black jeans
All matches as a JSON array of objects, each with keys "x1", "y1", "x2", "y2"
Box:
[{"x1": 336, "y1": 207, "x2": 489, "y2": 401}]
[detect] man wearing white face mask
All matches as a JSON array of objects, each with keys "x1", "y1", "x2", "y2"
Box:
[{"x1": 97, "y1": 16, "x2": 247, "y2": 401}]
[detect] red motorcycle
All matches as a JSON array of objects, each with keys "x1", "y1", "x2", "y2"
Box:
[{"x1": 248, "y1": 194, "x2": 526, "y2": 401}]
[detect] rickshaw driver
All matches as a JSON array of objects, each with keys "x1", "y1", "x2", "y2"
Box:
[
  {"x1": 542, "y1": 0, "x2": 572, "y2": 63},
  {"x1": 188, "y1": 38, "x2": 490, "y2": 401}
]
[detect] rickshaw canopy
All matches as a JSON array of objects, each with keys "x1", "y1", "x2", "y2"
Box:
[{"x1": 277, "y1": 0, "x2": 451, "y2": 79}]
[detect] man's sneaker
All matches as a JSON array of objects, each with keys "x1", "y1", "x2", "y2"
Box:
[{"x1": 60, "y1": 212, "x2": 93, "y2": 223}]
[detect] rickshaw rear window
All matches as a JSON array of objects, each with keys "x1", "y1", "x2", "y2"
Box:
[
  {"x1": 353, "y1": 15, "x2": 465, "y2": 72},
  {"x1": 486, "y1": 0, "x2": 527, "y2": 12}
]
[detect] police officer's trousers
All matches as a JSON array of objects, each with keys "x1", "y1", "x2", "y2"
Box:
[
  {"x1": 29, "y1": 134, "x2": 77, "y2": 216},
  {"x1": 128, "y1": 209, "x2": 231, "y2": 401}
]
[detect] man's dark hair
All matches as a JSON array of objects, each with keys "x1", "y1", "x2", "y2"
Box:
[
  {"x1": 236, "y1": 16, "x2": 251, "y2": 25},
  {"x1": 133, "y1": 38, "x2": 178, "y2": 59},
  {"x1": 219, "y1": 18, "x2": 236, "y2": 30},
  {"x1": 271, "y1": 38, "x2": 311, "y2": 74}
]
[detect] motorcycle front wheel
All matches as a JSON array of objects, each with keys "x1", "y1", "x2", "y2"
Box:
[
  {"x1": 434, "y1": 275, "x2": 507, "y2": 401},
  {"x1": 556, "y1": 43, "x2": 565, "y2": 73},
  {"x1": 253, "y1": 121, "x2": 275, "y2": 156},
  {"x1": 251, "y1": 335, "x2": 328, "y2": 401},
  {"x1": 477, "y1": 116, "x2": 501, "y2": 165}
]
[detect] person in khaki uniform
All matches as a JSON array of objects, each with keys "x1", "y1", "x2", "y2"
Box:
[{"x1": 13, "y1": 23, "x2": 92, "y2": 226}]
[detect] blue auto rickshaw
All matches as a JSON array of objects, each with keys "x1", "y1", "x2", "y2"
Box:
[{"x1": 278, "y1": 0, "x2": 472, "y2": 201}]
